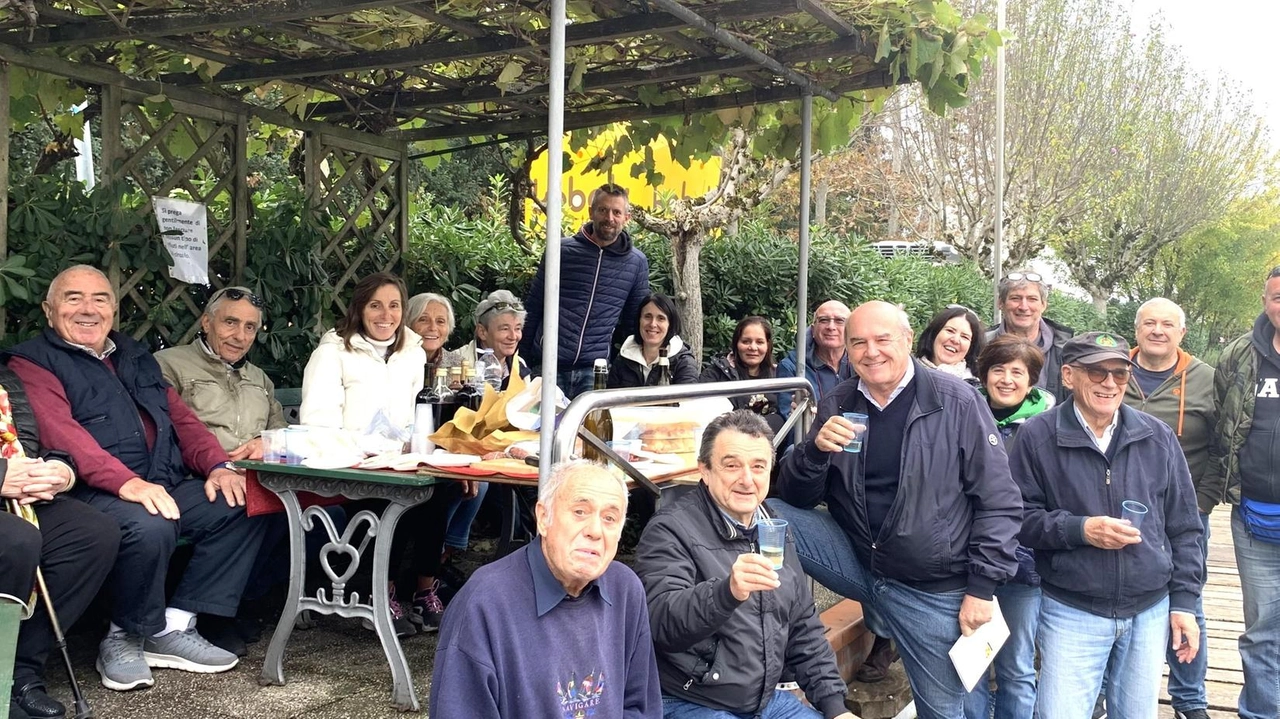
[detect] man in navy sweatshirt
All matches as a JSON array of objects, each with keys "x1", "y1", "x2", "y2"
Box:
[{"x1": 430, "y1": 461, "x2": 661, "y2": 718}]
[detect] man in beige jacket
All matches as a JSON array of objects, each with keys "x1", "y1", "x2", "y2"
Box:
[{"x1": 156, "y1": 287, "x2": 287, "y2": 461}]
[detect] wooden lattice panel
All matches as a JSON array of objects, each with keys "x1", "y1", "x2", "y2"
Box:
[
  {"x1": 102, "y1": 88, "x2": 247, "y2": 349},
  {"x1": 307, "y1": 132, "x2": 407, "y2": 316}
]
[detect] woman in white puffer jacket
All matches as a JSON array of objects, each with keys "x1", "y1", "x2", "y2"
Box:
[
  {"x1": 299, "y1": 272, "x2": 456, "y2": 637},
  {"x1": 301, "y1": 272, "x2": 426, "y2": 431}
]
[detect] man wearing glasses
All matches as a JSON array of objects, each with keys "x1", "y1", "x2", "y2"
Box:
[
  {"x1": 986, "y1": 270, "x2": 1074, "y2": 402},
  {"x1": 1008, "y1": 332, "x2": 1203, "y2": 719},
  {"x1": 156, "y1": 286, "x2": 287, "y2": 462},
  {"x1": 777, "y1": 300, "x2": 853, "y2": 419}
]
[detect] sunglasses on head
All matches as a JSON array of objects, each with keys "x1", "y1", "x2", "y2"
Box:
[
  {"x1": 1003, "y1": 272, "x2": 1044, "y2": 284},
  {"x1": 212, "y1": 287, "x2": 265, "y2": 308},
  {"x1": 947, "y1": 303, "x2": 980, "y2": 320}
]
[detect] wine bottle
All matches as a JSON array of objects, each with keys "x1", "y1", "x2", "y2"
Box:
[
  {"x1": 431, "y1": 367, "x2": 457, "y2": 426},
  {"x1": 411, "y1": 364, "x2": 436, "y2": 454},
  {"x1": 583, "y1": 358, "x2": 613, "y2": 462}
]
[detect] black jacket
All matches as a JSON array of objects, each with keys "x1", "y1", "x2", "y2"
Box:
[
  {"x1": 698, "y1": 354, "x2": 779, "y2": 412},
  {"x1": 1009, "y1": 401, "x2": 1204, "y2": 617},
  {"x1": 777, "y1": 361, "x2": 1022, "y2": 598},
  {"x1": 607, "y1": 337, "x2": 700, "y2": 389},
  {"x1": 635, "y1": 483, "x2": 847, "y2": 718}
]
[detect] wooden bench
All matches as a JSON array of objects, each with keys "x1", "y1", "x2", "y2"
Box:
[{"x1": 818, "y1": 599, "x2": 912, "y2": 719}]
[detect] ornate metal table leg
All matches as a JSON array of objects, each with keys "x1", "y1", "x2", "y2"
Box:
[
  {"x1": 369, "y1": 500, "x2": 420, "y2": 711},
  {"x1": 260, "y1": 488, "x2": 305, "y2": 687}
]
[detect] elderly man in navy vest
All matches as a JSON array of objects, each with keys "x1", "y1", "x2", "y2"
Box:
[{"x1": 5, "y1": 265, "x2": 269, "y2": 693}]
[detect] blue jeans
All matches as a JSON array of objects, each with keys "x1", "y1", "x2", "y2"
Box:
[
  {"x1": 1166, "y1": 511, "x2": 1210, "y2": 712},
  {"x1": 443, "y1": 482, "x2": 490, "y2": 550},
  {"x1": 661, "y1": 690, "x2": 819, "y2": 719},
  {"x1": 1036, "y1": 593, "x2": 1169, "y2": 719},
  {"x1": 766, "y1": 501, "x2": 970, "y2": 719},
  {"x1": 1233, "y1": 505, "x2": 1280, "y2": 719},
  {"x1": 963, "y1": 581, "x2": 1040, "y2": 719}
]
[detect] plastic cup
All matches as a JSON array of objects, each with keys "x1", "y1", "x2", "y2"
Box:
[
  {"x1": 1121, "y1": 500, "x2": 1148, "y2": 528},
  {"x1": 607, "y1": 439, "x2": 641, "y2": 462},
  {"x1": 284, "y1": 427, "x2": 309, "y2": 466},
  {"x1": 841, "y1": 412, "x2": 869, "y2": 453},
  {"x1": 757, "y1": 518, "x2": 788, "y2": 569},
  {"x1": 262, "y1": 429, "x2": 286, "y2": 463}
]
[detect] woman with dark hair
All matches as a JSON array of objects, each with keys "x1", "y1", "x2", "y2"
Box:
[
  {"x1": 607, "y1": 293, "x2": 699, "y2": 388},
  {"x1": 964, "y1": 333, "x2": 1054, "y2": 719},
  {"x1": 301, "y1": 272, "x2": 425, "y2": 430},
  {"x1": 915, "y1": 305, "x2": 984, "y2": 383},
  {"x1": 700, "y1": 316, "x2": 780, "y2": 416},
  {"x1": 300, "y1": 272, "x2": 455, "y2": 639}
]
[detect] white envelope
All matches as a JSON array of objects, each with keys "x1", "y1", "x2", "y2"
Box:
[{"x1": 948, "y1": 597, "x2": 1011, "y2": 692}]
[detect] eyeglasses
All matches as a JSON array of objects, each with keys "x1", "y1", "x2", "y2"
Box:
[
  {"x1": 814, "y1": 316, "x2": 847, "y2": 326},
  {"x1": 1002, "y1": 272, "x2": 1044, "y2": 284},
  {"x1": 1072, "y1": 364, "x2": 1131, "y2": 384},
  {"x1": 211, "y1": 287, "x2": 265, "y2": 308}
]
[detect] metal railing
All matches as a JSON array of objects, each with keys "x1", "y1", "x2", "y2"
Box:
[{"x1": 551, "y1": 378, "x2": 815, "y2": 493}]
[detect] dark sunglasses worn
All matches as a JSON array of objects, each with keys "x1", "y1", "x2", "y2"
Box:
[{"x1": 1072, "y1": 364, "x2": 1131, "y2": 384}]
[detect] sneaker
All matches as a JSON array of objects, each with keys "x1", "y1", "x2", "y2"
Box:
[
  {"x1": 96, "y1": 630, "x2": 154, "y2": 691},
  {"x1": 143, "y1": 619, "x2": 239, "y2": 673},
  {"x1": 411, "y1": 581, "x2": 445, "y2": 633},
  {"x1": 362, "y1": 586, "x2": 417, "y2": 638},
  {"x1": 1173, "y1": 710, "x2": 1210, "y2": 719}
]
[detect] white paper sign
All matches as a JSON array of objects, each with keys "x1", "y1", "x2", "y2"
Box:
[
  {"x1": 152, "y1": 196, "x2": 209, "y2": 285},
  {"x1": 948, "y1": 597, "x2": 1011, "y2": 692}
]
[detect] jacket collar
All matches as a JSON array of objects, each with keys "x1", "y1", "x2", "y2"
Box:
[
  {"x1": 846, "y1": 358, "x2": 942, "y2": 416},
  {"x1": 1054, "y1": 399, "x2": 1153, "y2": 452}
]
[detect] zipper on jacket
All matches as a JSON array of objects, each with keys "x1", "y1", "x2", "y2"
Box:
[{"x1": 572, "y1": 248, "x2": 604, "y2": 366}]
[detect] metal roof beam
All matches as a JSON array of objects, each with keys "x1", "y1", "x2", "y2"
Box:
[{"x1": 795, "y1": 0, "x2": 855, "y2": 36}]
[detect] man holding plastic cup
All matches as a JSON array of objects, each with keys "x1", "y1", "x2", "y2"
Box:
[
  {"x1": 1008, "y1": 331, "x2": 1204, "y2": 719},
  {"x1": 771, "y1": 301, "x2": 1022, "y2": 719},
  {"x1": 635, "y1": 410, "x2": 853, "y2": 719}
]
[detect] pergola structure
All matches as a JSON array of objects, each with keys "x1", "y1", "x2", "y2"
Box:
[{"x1": 0, "y1": 0, "x2": 913, "y2": 474}]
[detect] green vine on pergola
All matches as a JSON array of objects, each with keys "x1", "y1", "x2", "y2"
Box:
[{"x1": 1, "y1": 0, "x2": 1000, "y2": 170}]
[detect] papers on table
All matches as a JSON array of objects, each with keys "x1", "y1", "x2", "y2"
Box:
[{"x1": 948, "y1": 597, "x2": 1011, "y2": 692}]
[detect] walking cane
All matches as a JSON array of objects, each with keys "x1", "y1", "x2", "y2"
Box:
[{"x1": 5, "y1": 498, "x2": 94, "y2": 719}]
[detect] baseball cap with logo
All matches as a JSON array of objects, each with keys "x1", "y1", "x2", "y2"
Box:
[{"x1": 1061, "y1": 331, "x2": 1134, "y2": 366}]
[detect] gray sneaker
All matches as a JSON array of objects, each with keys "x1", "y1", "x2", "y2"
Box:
[
  {"x1": 143, "y1": 619, "x2": 239, "y2": 673},
  {"x1": 96, "y1": 630, "x2": 154, "y2": 691}
]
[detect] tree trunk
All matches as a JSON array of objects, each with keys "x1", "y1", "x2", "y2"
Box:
[
  {"x1": 1091, "y1": 293, "x2": 1108, "y2": 317},
  {"x1": 671, "y1": 226, "x2": 706, "y2": 360}
]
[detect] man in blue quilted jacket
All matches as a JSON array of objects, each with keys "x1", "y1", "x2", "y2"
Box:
[{"x1": 521, "y1": 183, "x2": 650, "y2": 398}]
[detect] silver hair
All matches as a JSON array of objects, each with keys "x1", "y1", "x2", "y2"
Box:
[
  {"x1": 474, "y1": 288, "x2": 527, "y2": 328},
  {"x1": 46, "y1": 265, "x2": 113, "y2": 305},
  {"x1": 406, "y1": 292, "x2": 456, "y2": 335},
  {"x1": 1135, "y1": 297, "x2": 1186, "y2": 329},
  {"x1": 538, "y1": 460, "x2": 628, "y2": 528},
  {"x1": 204, "y1": 285, "x2": 263, "y2": 322}
]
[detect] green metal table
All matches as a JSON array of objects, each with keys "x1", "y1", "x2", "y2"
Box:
[{"x1": 239, "y1": 461, "x2": 441, "y2": 712}]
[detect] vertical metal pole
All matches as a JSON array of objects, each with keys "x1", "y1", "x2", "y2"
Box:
[
  {"x1": 992, "y1": 0, "x2": 1006, "y2": 322},
  {"x1": 0, "y1": 62, "x2": 10, "y2": 341},
  {"x1": 794, "y1": 93, "x2": 813, "y2": 440},
  {"x1": 538, "y1": 0, "x2": 568, "y2": 482}
]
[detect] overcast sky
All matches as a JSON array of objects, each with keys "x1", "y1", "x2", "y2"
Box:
[{"x1": 1126, "y1": 0, "x2": 1280, "y2": 146}]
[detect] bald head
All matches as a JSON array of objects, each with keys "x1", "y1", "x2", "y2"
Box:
[
  {"x1": 811, "y1": 300, "x2": 851, "y2": 353},
  {"x1": 1133, "y1": 297, "x2": 1187, "y2": 370},
  {"x1": 846, "y1": 301, "x2": 914, "y2": 403},
  {"x1": 43, "y1": 265, "x2": 116, "y2": 355}
]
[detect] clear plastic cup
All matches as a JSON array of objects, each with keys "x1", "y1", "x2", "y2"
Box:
[
  {"x1": 284, "y1": 427, "x2": 309, "y2": 466},
  {"x1": 262, "y1": 429, "x2": 286, "y2": 463},
  {"x1": 841, "y1": 412, "x2": 869, "y2": 453},
  {"x1": 1121, "y1": 500, "x2": 1148, "y2": 528},
  {"x1": 757, "y1": 518, "x2": 788, "y2": 569}
]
